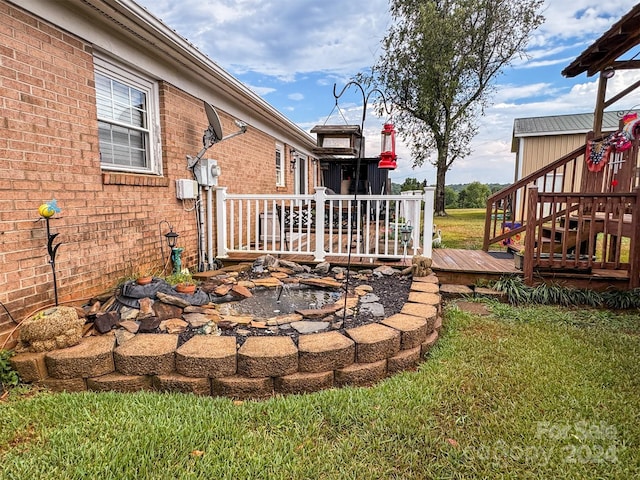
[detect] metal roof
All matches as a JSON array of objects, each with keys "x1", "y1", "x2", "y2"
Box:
[{"x1": 513, "y1": 110, "x2": 636, "y2": 137}]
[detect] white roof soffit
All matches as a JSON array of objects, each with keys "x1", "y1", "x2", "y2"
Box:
[{"x1": 15, "y1": 0, "x2": 315, "y2": 147}]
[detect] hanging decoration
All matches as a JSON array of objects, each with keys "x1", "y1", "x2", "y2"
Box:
[{"x1": 585, "y1": 112, "x2": 640, "y2": 172}]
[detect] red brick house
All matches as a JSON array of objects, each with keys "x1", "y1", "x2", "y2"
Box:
[{"x1": 0, "y1": 0, "x2": 318, "y2": 344}]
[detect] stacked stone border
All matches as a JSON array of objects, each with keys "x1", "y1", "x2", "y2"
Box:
[{"x1": 11, "y1": 275, "x2": 447, "y2": 400}]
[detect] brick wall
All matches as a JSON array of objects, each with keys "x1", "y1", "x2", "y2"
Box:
[{"x1": 0, "y1": 2, "x2": 295, "y2": 343}]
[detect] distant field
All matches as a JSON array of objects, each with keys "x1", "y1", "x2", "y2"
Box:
[{"x1": 432, "y1": 208, "x2": 488, "y2": 250}]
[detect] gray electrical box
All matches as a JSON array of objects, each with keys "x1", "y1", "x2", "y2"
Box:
[{"x1": 176, "y1": 179, "x2": 198, "y2": 199}]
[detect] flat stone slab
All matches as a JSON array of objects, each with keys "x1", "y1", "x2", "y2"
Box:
[
  {"x1": 381, "y1": 313, "x2": 428, "y2": 349},
  {"x1": 274, "y1": 371, "x2": 334, "y2": 394},
  {"x1": 298, "y1": 331, "x2": 355, "y2": 372},
  {"x1": 474, "y1": 286, "x2": 507, "y2": 301},
  {"x1": 439, "y1": 284, "x2": 473, "y2": 298},
  {"x1": 87, "y1": 373, "x2": 152, "y2": 392},
  {"x1": 114, "y1": 334, "x2": 178, "y2": 375},
  {"x1": 176, "y1": 336, "x2": 237, "y2": 377},
  {"x1": 45, "y1": 336, "x2": 116, "y2": 379},
  {"x1": 410, "y1": 282, "x2": 440, "y2": 293},
  {"x1": 153, "y1": 373, "x2": 211, "y2": 395},
  {"x1": 407, "y1": 291, "x2": 441, "y2": 306},
  {"x1": 290, "y1": 321, "x2": 330, "y2": 334},
  {"x1": 454, "y1": 301, "x2": 492, "y2": 316},
  {"x1": 413, "y1": 275, "x2": 439, "y2": 284},
  {"x1": 237, "y1": 336, "x2": 298, "y2": 377},
  {"x1": 299, "y1": 278, "x2": 342, "y2": 289},
  {"x1": 345, "y1": 323, "x2": 401, "y2": 363},
  {"x1": 252, "y1": 278, "x2": 283, "y2": 288}
]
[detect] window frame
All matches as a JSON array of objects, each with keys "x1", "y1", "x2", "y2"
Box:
[{"x1": 94, "y1": 55, "x2": 162, "y2": 175}]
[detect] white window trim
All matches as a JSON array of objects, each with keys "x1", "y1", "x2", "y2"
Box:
[
  {"x1": 94, "y1": 54, "x2": 162, "y2": 175},
  {"x1": 275, "y1": 142, "x2": 285, "y2": 187}
]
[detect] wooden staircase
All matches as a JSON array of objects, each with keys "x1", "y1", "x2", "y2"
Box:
[{"x1": 483, "y1": 133, "x2": 640, "y2": 289}]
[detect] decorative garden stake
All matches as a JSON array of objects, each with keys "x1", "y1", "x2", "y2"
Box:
[{"x1": 38, "y1": 200, "x2": 62, "y2": 305}]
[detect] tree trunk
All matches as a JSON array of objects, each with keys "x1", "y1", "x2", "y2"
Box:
[{"x1": 434, "y1": 150, "x2": 448, "y2": 216}]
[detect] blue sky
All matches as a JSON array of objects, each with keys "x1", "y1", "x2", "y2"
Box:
[{"x1": 136, "y1": 0, "x2": 640, "y2": 185}]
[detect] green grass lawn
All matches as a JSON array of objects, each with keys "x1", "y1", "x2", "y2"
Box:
[
  {"x1": 1, "y1": 302, "x2": 638, "y2": 479},
  {"x1": 433, "y1": 208, "x2": 488, "y2": 250}
]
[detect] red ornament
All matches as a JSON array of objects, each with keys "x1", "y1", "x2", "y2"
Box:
[{"x1": 611, "y1": 179, "x2": 619, "y2": 187}]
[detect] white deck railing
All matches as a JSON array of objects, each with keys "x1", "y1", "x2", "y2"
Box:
[{"x1": 216, "y1": 186, "x2": 435, "y2": 262}]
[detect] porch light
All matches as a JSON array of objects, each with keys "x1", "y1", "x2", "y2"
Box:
[
  {"x1": 164, "y1": 226, "x2": 179, "y2": 249},
  {"x1": 602, "y1": 66, "x2": 615, "y2": 79},
  {"x1": 378, "y1": 122, "x2": 397, "y2": 170}
]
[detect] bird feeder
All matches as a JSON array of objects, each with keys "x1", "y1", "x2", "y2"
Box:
[{"x1": 378, "y1": 122, "x2": 397, "y2": 170}]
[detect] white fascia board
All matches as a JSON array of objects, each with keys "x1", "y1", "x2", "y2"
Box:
[{"x1": 11, "y1": 0, "x2": 316, "y2": 151}]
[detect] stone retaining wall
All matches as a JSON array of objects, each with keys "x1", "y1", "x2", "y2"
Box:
[{"x1": 11, "y1": 275, "x2": 444, "y2": 400}]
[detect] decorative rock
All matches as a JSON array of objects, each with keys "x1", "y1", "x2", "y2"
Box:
[
  {"x1": 231, "y1": 285, "x2": 253, "y2": 298},
  {"x1": 152, "y1": 302, "x2": 183, "y2": 321},
  {"x1": 237, "y1": 337, "x2": 298, "y2": 377},
  {"x1": 313, "y1": 261, "x2": 330, "y2": 275},
  {"x1": 118, "y1": 320, "x2": 140, "y2": 334},
  {"x1": 183, "y1": 313, "x2": 211, "y2": 328},
  {"x1": 138, "y1": 297, "x2": 155, "y2": 318},
  {"x1": 360, "y1": 293, "x2": 380, "y2": 303},
  {"x1": 277, "y1": 259, "x2": 306, "y2": 272},
  {"x1": 18, "y1": 306, "x2": 85, "y2": 352},
  {"x1": 266, "y1": 313, "x2": 303, "y2": 326},
  {"x1": 184, "y1": 306, "x2": 218, "y2": 315},
  {"x1": 413, "y1": 274, "x2": 439, "y2": 284},
  {"x1": 354, "y1": 285, "x2": 374, "y2": 295},
  {"x1": 138, "y1": 316, "x2": 161, "y2": 333},
  {"x1": 345, "y1": 323, "x2": 401, "y2": 363},
  {"x1": 298, "y1": 331, "x2": 355, "y2": 372},
  {"x1": 300, "y1": 278, "x2": 342, "y2": 289},
  {"x1": 217, "y1": 320, "x2": 238, "y2": 330},
  {"x1": 250, "y1": 320, "x2": 268, "y2": 329},
  {"x1": 160, "y1": 318, "x2": 188, "y2": 334},
  {"x1": 156, "y1": 292, "x2": 191, "y2": 308},
  {"x1": 270, "y1": 272, "x2": 289, "y2": 279},
  {"x1": 358, "y1": 302, "x2": 385, "y2": 317},
  {"x1": 237, "y1": 280, "x2": 255, "y2": 289},
  {"x1": 295, "y1": 305, "x2": 341, "y2": 318},
  {"x1": 439, "y1": 284, "x2": 473, "y2": 298},
  {"x1": 373, "y1": 265, "x2": 399, "y2": 276},
  {"x1": 114, "y1": 329, "x2": 136, "y2": 346},
  {"x1": 114, "y1": 334, "x2": 178, "y2": 375},
  {"x1": 45, "y1": 336, "x2": 116, "y2": 379},
  {"x1": 119, "y1": 306, "x2": 139, "y2": 321},
  {"x1": 87, "y1": 301, "x2": 101, "y2": 316},
  {"x1": 411, "y1": 256, "x2": 433, "y2": 277},
  {"x1": 253, "y1": 278, "x2": 283, "y2": 288},
  {"x1": 474, "y1": 286, "x2": 507, "y2": 302},
  {"x1": 176, "y1": 336, "x2": 237, "y2": 377},
  {"x1": 214, "y1": 284, "x2": 233, "y2": 296},
  {"x1": 94, "y1": 312, "x2": 120, "y2": 334},
  {"x1": 290, "y1": 321, "x2": 330, "y2": 334}
]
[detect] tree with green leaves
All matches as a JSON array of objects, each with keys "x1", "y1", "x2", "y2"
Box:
[
  {"x1": 370, "y1": 0, "x2": 544, "y2": 216},
  {"x1": 457, "y1": 181, "x2": 492, "y2": 208},
  {"x1": 399, "y1": 177, "x2": 426, "y2": 192}
]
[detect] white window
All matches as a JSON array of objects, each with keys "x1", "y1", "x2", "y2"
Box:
[
  {"x1": 275, "y1": 143, "x2": 285, "y2": 186},
  {"x1": 94, "y1": 55, "x2": 161, "y2": 174}
]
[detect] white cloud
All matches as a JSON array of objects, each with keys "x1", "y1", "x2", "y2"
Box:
[{"x1": 288, "y1": 93, "x2": 304, "y2": 101}]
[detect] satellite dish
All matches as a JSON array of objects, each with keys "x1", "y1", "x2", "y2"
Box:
[{"x1": 204, "y1": 101, "x2": 223, "y2": 142}]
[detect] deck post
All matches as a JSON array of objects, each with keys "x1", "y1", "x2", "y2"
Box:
[
  {"x1": 631, "y1": 187, "x2": 640, "y2": 289},
  {"x1": 314, "y1": 187, "x2": 327, "y2": 261},
  {"x1": 215, "y1": 186, "x2": 229, "y2": 258},
  {"x1": 423, "y1": 187, "x2": 435, "y2": 258},
  {"x1": 524, "y1": 186, "x2": 538, "y2": 285}
]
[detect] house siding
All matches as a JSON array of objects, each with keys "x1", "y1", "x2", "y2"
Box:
[{"x1": 0, "y1": 1, "x2": 307, "y2": 341}]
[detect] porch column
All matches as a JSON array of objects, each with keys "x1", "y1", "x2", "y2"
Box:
[
  {"x1": 215, "y1": 186, "x2": 229, "y2": 258},
  {"x1": 422, "y1": 187, "x2": 435, "y2": 258},
  {"x1": 314, "y1": 187, "x2": 327, "y2": 261}
]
